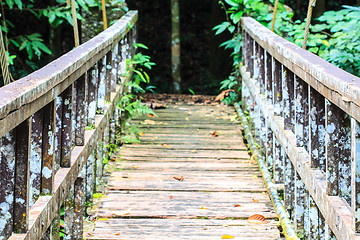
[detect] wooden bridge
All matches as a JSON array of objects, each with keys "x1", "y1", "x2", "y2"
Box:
[{"x1": 1, "y1": 10, "x2": 360, "y2": 240}]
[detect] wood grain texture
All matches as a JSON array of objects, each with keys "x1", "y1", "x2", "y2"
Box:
[{"x1": 86, "y1": 104, "x2": 280, "y2": 239}]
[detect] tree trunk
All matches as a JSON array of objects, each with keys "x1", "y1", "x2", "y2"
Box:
[{"x1": 171, "y1": 0, "x2": 181, "y2": 93}]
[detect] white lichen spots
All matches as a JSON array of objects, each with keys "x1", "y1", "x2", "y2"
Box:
[
  {"x1": 355, "y1": 209, "x2": 360, "y2": 221},
  {"x1": 312, "y1": 149, "x2": 319, "y2": 159},
  {"x1": 29, "y1": 140, "x2": 42, "y2": 207},
  {"x1": 327, "y1": 123, "x2": 336, "y2": 134},
  {"x1": 42, "y1": 166, "x2": 52, "y2": 179},
  {"x1": 88, "y1": 102, "x2": 96, "y2": 119},
  {"x1": 15, "y1": 198, "x2": 25, "y2": 204}
]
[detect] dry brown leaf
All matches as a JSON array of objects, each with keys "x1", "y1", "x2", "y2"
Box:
[
  {"x1": 174, "y1": 176, "x2": 184, "y2": 181},
  {"x1": 111, "y1": 157, "x2": 116, "y2": 162},
  {"x1": 215, "y1": 89, "x2": 235, "y2": 102},
  {"x1": 191, "y1": 150, "x2": 197, "y2": 153},
  {"x1": 234, "y1": 204, "x2": 241, "y2": 207},
  {"x1": 170, "y1": 196, "x2": 173, "y2": 199},
  {"x1": 147, "y1": 113, "x2": 156, "y2": 117},
  {"x1": 140, "y1": 132, "x2": 145, "y2": 136},
  {"x1": 221, "y1": 235, "x2": 235, "y2": 239},
  {"x1": 200, "y1": 207, "x2": 207, "y2": 210},
  {"x1": 161, "y1": 144, "x2": 172, "y2": 148},
  {"x1": 143, "y1": 119, "x2": 165, "y2": 125},
  {"x1": 132, "y1": 165, "x2": 140, "y2": 169},
  {"x1": 87, "y1": 233, "x2": 93, "y2": 236},
  {"x1": 252, "y1": 197, "x2": 259, "y2": 203},
  {"x1": 210, "y1": 131, "x2": 219, "y2": 137},
  {"x1": 247, "y1": 214, "x2": 268, "y2": 224},
  {"x1": 114, "y1": 233, "x2": 121, "y2": 235}
]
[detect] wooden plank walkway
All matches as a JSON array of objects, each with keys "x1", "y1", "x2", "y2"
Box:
[{"x1": 85, "y1": 104, "x2": 281, "y2": 239}]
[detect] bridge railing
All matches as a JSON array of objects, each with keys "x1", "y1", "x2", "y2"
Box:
[
  {"x1": 239, "y1": 17, "x2": 360, "y2": 239},
  {"x1": 0, "y1": 10, "x2": 137, "y2": 240}
]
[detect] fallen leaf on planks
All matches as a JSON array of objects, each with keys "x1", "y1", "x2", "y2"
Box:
[
  {"x1": 114, "y1": 233, "x2": 121, "y2": 235},
  {"x1": 147, "y1": 113, "x2": 156, "y2": 117},
  {"x1": 221, "y1": 235, "x2": 235, "y2": 239},
  {"x1": 234, "y1": 204, "x2": 241, "y2": 207},
  {"x1": 210, "y1": 131, "x2": 219, "y2": 137},
  {"x1": 247, "y1": 214, "x2": 268, "y2": 224},
  {"x1": 174, "y1": 176, "x2": 184, "y2": 181},
  {"x1": 252, "y1": 197, "x2": 259, "y2": 203},
  {"x1": 161, "y1": 144, "x2": 172, "y2": 148}
]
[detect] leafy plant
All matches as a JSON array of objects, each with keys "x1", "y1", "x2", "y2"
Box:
[{"x1": 118, "y1": 43, "x2": 156, "y2": 144}]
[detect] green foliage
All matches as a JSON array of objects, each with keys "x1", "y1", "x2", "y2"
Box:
[
  {"x1": 220, "y1": 75, "x2": 237, "y2": 90},
  {"x1": 222, "y1": 90, "x2": 238, "y2": 105},
  {"x1": 214, "y1": 0, "x2": 360, "y2": 99},
  {"x1": 278, "y1": 5, "x2": 360, "y2": 77},
  {"x1": 0, "y1": 0, "x2": 115, "y2": 80},
  {"x1": 118, "y1": 44, "x2": 156, "y2": 144},
  {"x1": 17, "y1": 33, "x2": 52, "y2": 60}
]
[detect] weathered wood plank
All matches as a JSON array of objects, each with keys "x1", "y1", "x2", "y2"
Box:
[
  {"x1": 87, "y1": 104, "x2": 279, "y2": 239},
  {"x1": 86, "y1": 219, "x2": 280, "y2": 239}
]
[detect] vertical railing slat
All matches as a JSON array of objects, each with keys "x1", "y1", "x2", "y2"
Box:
[
  {"x1": 326, "y1": 100, "x2": 351, "y2": 204},
  {"x1": 74, "y1": 75, "x2": 86, "y2": 146},
  {"x1": 14, "y1": 119, "x2": 31, "y2": 233},
  {"x1": 73, "y1": 175, "x2": 85, "y2": 239},
  {"x1": 310, "y1": 87, "x2": 326, "y2": 172},
  {"x1": 41, "y1": 102, "x2": 55, "y2": 195},
  {"x1": 352, "y1": 119, "x2": 360, "y2": 232},
  {"x1": 54, "y1": 96, "x2": 63, "y2": 172},
  {"x1": 105, "y1": 51, "x2": 113, "y2": 101},
  {"x1": 61, "y1": 86, "x2": 73, "y2": 168},
  {"x1": 63, "y1": 186, "x2": 74, "y2": 240},
  {"x1": 0, "y1": 130, "x2": 16, "y2": 238},
  {"x1": 29, "y1": 110, "x2": 44, "y2": 207},
  {"x1": 97, "y1": 57, "x2": 106, "y2": 113}
]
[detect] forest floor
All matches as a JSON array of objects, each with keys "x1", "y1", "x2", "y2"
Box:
[{"x1": 84, "y1": 97, "x2": 281, "y2": 239}]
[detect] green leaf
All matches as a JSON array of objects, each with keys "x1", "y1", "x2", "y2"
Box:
[
  {"x1": 231, "y1": 11, "x2": 243, "y2": 24},
  {"x1": 213, "y1": 22, "x2": 230, "y2": 35},
  {"x1": 19, "y1": 40, "x2": 28, "y2": 51},
  {"x1": 14, "y1": 0, "x2": 23, "y2": 9},
  {"x1": 48, "y1": 11, "x2": 56, "y2": 24},
  {"x1": 5, "y1": 0, "x2": 14, "y2": 9},
  {"x1": 26, "y1": 44, "x2": 34, "y2": 60},
  {"x1": 134, "y1": 43, "x2": 148, "y2": 49},
  {"x1": 224, "y1": 0, "x2": 241, "y2": 7},
  {"x1": 36, "y1": 42, "x2": 52, "y2": 55}
]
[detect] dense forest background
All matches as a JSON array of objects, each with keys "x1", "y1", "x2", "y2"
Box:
[{"x1": 0, "y1": 0, "x2": 359, "y2": 93}]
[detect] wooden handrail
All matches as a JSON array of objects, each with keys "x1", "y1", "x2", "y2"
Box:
[
  {"x1": 0, "y1": 11, "x2": 138, "y2": 240},
  {"x1": 241, "y1": 16, "x2": 360, "y2": 240}
]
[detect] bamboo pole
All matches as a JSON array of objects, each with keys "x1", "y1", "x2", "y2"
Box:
[
  {"x1": 102, "y1": 0, "x2": 108, "y2": 30},
  {"x1": 271, "y1": 0, "x2": 279, "y2": 32},
  {"x1": 71, "y1": 0, "x2": 80, "y2": 47}
]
